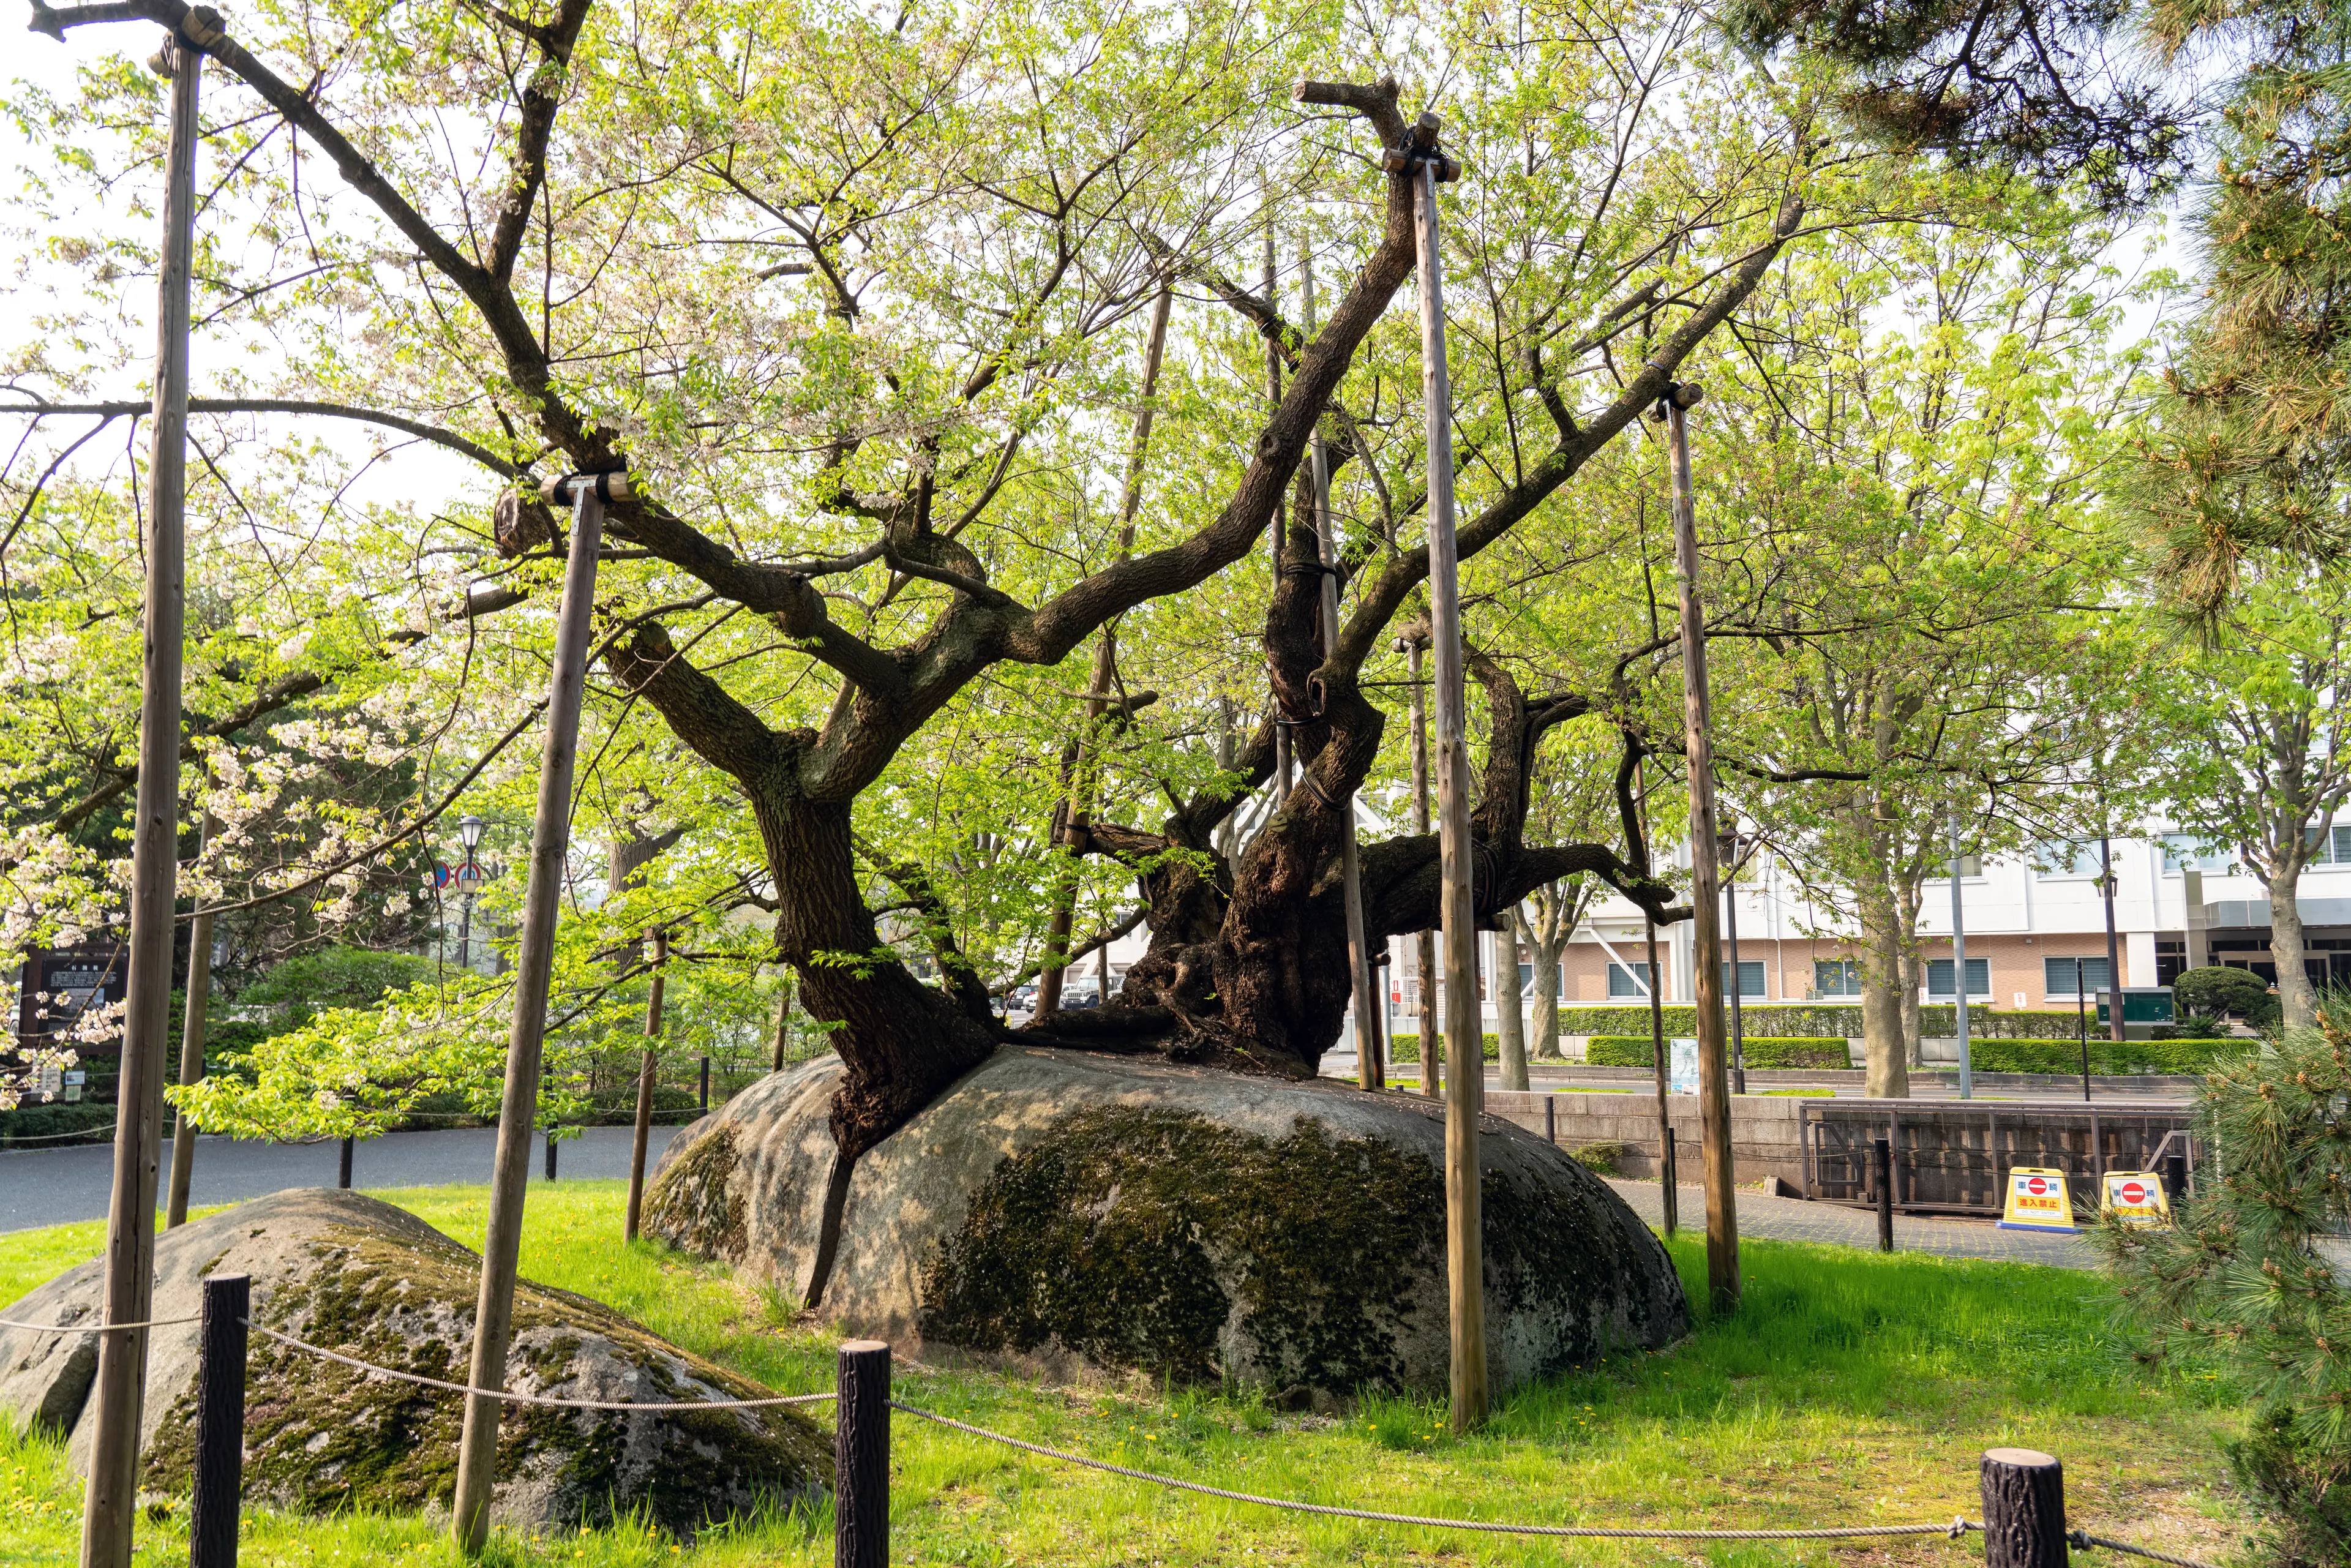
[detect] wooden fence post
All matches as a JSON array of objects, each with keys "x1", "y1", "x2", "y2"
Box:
[
  {"x1": 1662, "y1": 1128, "x2": 1677, "y2": 1236},
  {"x1": 698, "y1": 1056, "x2": 710, "y2": 1114},
  {"x1": 836, "y1": 1340, "x2": 891, "y2": 1568},
  {"x1": 337, "y1": 1135, "x2": 353, "y2": 1191},
  {"x1": 190, "y1": 1273, "x2": 248, "y2": 1568},
  {"x1": 1875, "y1": 1138, "x2": 1894, "y2": 1252},
  {"x1": 1979, "y1": 1448, "x2": 2067, "y2": 1568},
  {"x1": 544, "y1": 1131, "x2": 557, "y2": 1182}
]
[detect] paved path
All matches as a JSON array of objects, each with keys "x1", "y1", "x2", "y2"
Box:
[
  {"x1": 0, "y1": 1124, "x2": 681, "y2": 1234},
  {"x1": 1603, "y1": 1177, "x2": 2100, "y2": 1267}
]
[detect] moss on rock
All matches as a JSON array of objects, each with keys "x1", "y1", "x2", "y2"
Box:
[
  {"x1": 0, "y1": 1190, "x2": 832, "y2": 1538},
  {"x1": 643, "y1": 1122, "x2": 748, "y2": 1261}
]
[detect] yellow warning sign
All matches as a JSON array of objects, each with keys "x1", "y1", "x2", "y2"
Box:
[
  {"x1": 1997, "y1": 1167, "x2": 2077, "y2": 1232},
  {"x1": 2100, "y1": 1171, "x2": 2172, "y2": 1228}
]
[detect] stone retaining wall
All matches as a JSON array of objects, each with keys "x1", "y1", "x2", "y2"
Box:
[{"x1": 1480, "y1": 1090, "x2": 1809, "y2": 1189}]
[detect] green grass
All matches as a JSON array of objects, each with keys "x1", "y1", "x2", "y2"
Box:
[{"x1": 1, "y1": 1179, "x2": 2249, "y2": 1566}]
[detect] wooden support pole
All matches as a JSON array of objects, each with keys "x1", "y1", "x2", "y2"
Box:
[
  {"x1": 625, "y1": 928, "x2": 667, "y2": 1244},
  {"x1": 1404, "y1": 635, "x2": 1439, "y2": 1100},
  {"x1": 166, "y1": 814, "x2": 216, "y2": 1229},
  {"x1": 1302, "y1": 246, "x2": 1382, "y2": 1092},
  {"x1": 1979, "y1": 1448, "x2": 2068, "y2": 1568},
  {"x1": 81, "y1": 29, "x2": 202, "y2": 1568},
  {"x1": 698, "y1": 1055, "x2": 710, "y2": 1113},
  {"x1": 190, "y1": 1272, "x2": 247, "y2": 1568},
  {"x1": 1648, "y1": 912, "x2": 1674, "y2": 1235},
  {"x1": 450, "y1": 469, "x2": 616, "y2": 1556},
  {"x1": 1411, "y1": 130, "x2": 1485, "y2": 1432},
  {"x1": 1662, "y1": 379, "x2": 1739, "y2": 1314},
  {"x1": 836, "y1": 1340, "x2": 891, "y2": 1568},
  {"x1": 1875, "y1": 1137, "x2": 1894, "y2": 1251}
]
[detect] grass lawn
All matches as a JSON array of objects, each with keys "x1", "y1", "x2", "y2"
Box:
[{"x1": 1, "y1": 1179, "x2": 2249, "y2": 1567}]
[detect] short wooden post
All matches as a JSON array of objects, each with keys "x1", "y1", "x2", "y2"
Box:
[
  {"x1": 836, "y1": 1339, "x2": 891, "y2": 1568},
  {"x1": 1545, "y1": 1097, "x2": 1556, "y2": 1145},
  {"x1": 1875, "y1": 1138, "x2": 1894, "y2": 1252},
  {"x1": 1980, "y1": 1447, "x2": 2067, "y2": 1568},
  {"x1": 2164, "y1": 1147, "x2": 2188, "y2": 1206},
  {"x1": 698, "y1": 1056, "x2": 710, "y2": 1113},
  {"x1": 544, "y1": 1131, "x2": 557, "y2": 1182},
  {"x1": 336, "y1": 1135, "x2": 354, "y2": 1191},
  {"x1": 190, "y1": 1272, "x2": 248, "y2": 1568}
]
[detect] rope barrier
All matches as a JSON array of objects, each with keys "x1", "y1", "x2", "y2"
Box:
[
  {"x1": 0, "y1": 1121, "x2": 119, "y2": 1144},
  {"x1": 249, "y1": 1321, "x2": 836, "y2": 1412},
  {"x1": 890, "y1": 1402, "x2": 1971, "y2": 1542},
  {"x1": 0, "y1": 1312, "x2": 201, "y2": 1332},
  {"x1": 2072, "y1": 1530, "x2": 2221, "y2": 1568}
]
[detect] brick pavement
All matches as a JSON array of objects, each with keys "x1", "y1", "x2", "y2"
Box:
[{"x1": 1603, "y1": 1177, "x2": 2102, "y2": 1269}]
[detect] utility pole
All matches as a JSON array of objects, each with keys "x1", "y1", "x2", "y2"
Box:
[
  {"x1": 451, "y1": 467, "x2": 626, "y2": 1555},
  {"x1": 1305, "y1": 246, "x2": 1381, "y2": 1091},
  {"x1": 1659, "y1": 373, "x2": 1739, "y2": 1315},
  {"x1": 1400, "y1": 631, "x2": 1439, "y2": 1099},
  {"x1": 624, "y1": 927, "x2": 667, "y2": 1243},
  {"x1": 166, "y1": 812, "x2": 216, "y2": 1229},
  {"x1": 1951, "y1": 810, "x2": 1973, "y2": 1100},
  {"x1": 1402, "y1": 115, "x2": 1483, "y2": 1430},
  {"x1": 80, "y1": 18, "x2": 213, "y2": 1565}
]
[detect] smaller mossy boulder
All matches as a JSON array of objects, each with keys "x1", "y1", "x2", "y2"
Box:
[
  {"x1": 0, "y1": 1189, "x2": 828, "y2": 1536},
  {"x1": 647, "y1": 1048, "x2": 1688, "y2": 1394}
]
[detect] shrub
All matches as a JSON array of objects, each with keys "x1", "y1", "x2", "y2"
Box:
[
  {"x1": 2094, "y1": 1002, "x2": 2351, "y2": 1567},
  {"x1": 1385, "y1": 1032, "x2": 1499, "y2": 1064},
  {"x1": 1558, "y1": 1003, "x2": 2083, "y2": 1040},
  {"x1": 1963, "y1": 1039, "x2": 2252, "y2": 1075},
  {"x1": 1568, "y1": 1142, "x2": 1626, "y2": 1174},
  {"x1": 2172, "y1": 965, "x2": 2281, "y2": 1027},
  {"x1": 239, "y1": 945, "x2": 441, "y2": 1026},
  {"x1": 1584, "y1": 1035, "x2": 1849, "y2": 1068}
]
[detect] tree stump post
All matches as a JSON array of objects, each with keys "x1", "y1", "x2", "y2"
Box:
[
  {"x1": 836, "y1": 1340, "x2": 891, "y2": 1568},
  {"x1": 1979, "y1": 1448, "x2": 2067, "y2": 1568},
  {"x1": 190, "y1": 1272, "x2": 247, "y2": 1568},
  {"x1": 1875, "y1": 1137, "x2": 1893, "y2": 1251}
]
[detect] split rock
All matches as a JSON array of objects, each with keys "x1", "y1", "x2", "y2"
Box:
[
  {"x1": 0, "y1": 1188, "x2": 828, "y2": 1534},
  {"x1": 646, "y1": 1048, "x2": 1687, "y2": 1394}
]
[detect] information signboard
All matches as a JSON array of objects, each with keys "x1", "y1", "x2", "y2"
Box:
[{"x1": 1668, "y1": 1037, "x2": 1700, "y2": 1096}]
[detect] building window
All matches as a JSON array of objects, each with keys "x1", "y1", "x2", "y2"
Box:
[
  {"x1": 1719, "y1": 959, "x2": 1765, "y2": 997},
  {"x1": 1926, "y1": 958, "x2": 1990, "y2": 997},
  {"x1": 1607, "y1": 961, "x2": 1652, "y2": 998},
  {"x1": 2045, "y1": 956, "x2": 2111, "y2": 997},
  {"x1": 2034, "y1": 841, "x2": 2104, "y2": 879},
  {"x1": 1949, "y1": 852, "x2": 1982, "y2": 877},
  {"x1": 2160, "y1": 834, "x2": 2225, "y2": 873},
  {"x1": 1813, "y1": 959, "x2": 1862, "y2": 997}
]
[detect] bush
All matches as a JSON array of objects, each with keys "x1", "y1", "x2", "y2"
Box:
[
  {"x1": 1568, "y1": 1142, "x2": 1626, "y2": 1174},
  {"x1": 1385, "y1": 1032, "x2": 1499, "y2": 1064},
  {"x1": 2172, "y1": 965, "x2": 2280, "y2": 1027},
  {"x1": 1558, "y1": 1003, "x2": 2086, "y2": 1040},
  {"x1": 239, "y1": 945, "x2": 441, "y2": 1026},
  {"x1": 1963, "y1": 1038, "x2": 2252, "y2": 1075},
  {"x1": 1584, "y1": 1035, "x2": 1850, "y2": 1068},
  {"x1": 0, "y1": 1101, "x2": 115, "y2": 1148}
]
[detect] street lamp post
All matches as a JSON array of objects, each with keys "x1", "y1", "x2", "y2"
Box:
[{"x1": 456, "y1": 814, "x2": 487, "y2": 970}]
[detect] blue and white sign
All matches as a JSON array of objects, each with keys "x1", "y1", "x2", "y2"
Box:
[{"x1": 1668, "y1": 1036, "x2": 1700, "y2": 1095}]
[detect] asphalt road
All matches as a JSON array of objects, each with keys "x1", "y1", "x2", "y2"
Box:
[{"x1": 0, "y1": 1123, "x2": 683, "y2": 1234}]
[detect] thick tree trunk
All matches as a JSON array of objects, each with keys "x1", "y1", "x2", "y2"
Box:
[
  {"x1": 753, "y1": 793, "x2": 1000, "y2": 1161},
  {"x1": 1526, "y1": 897, "x2": 1564, "y2": 1060},
  {"x1": 1898, "y1": 876, "x2": 1924, "y2": 1070},
  {"x1": 2269, "y1": 868, "x2": 2318, "y2": 1028},
  {"x1": 1858, "y1": 880, "x2": 1911, "y2": 1099}
]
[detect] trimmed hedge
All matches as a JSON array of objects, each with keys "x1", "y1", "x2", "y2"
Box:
[
  {"x1": 1963, "y1": 1038, "x2": 2254, "y2": 1076},
  {"x1": 1559, "y1": 1005, "x2": 2093, "y2": 1041},
  {"x1": 1586, "y1": 1035, "x2": 1850, "y2": 1069},
  {"x1": 1385, "y1": 1033, "x2": 1500, "y2": 1064}
]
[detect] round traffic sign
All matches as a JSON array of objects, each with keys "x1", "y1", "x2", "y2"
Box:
[
  {"x1": 2120, "y1": 1182, "x2": 2148, "y2": 1204},
  {"x1": 2026, "y1": 1176, "x2": 2050, "y2": 1195}
]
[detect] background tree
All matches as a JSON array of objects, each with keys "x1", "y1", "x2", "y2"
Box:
[{"x1": 2140, "y1": 571, "x2": 2351, "y2": 1029}]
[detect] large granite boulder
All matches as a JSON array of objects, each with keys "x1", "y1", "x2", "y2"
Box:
[
  {"x1": 646, "y1": 1048, "x2": 1686, "y2": 1394},
  {"x1": 0, "y1": 1189, "x2": 828, "y2": 1535}
]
